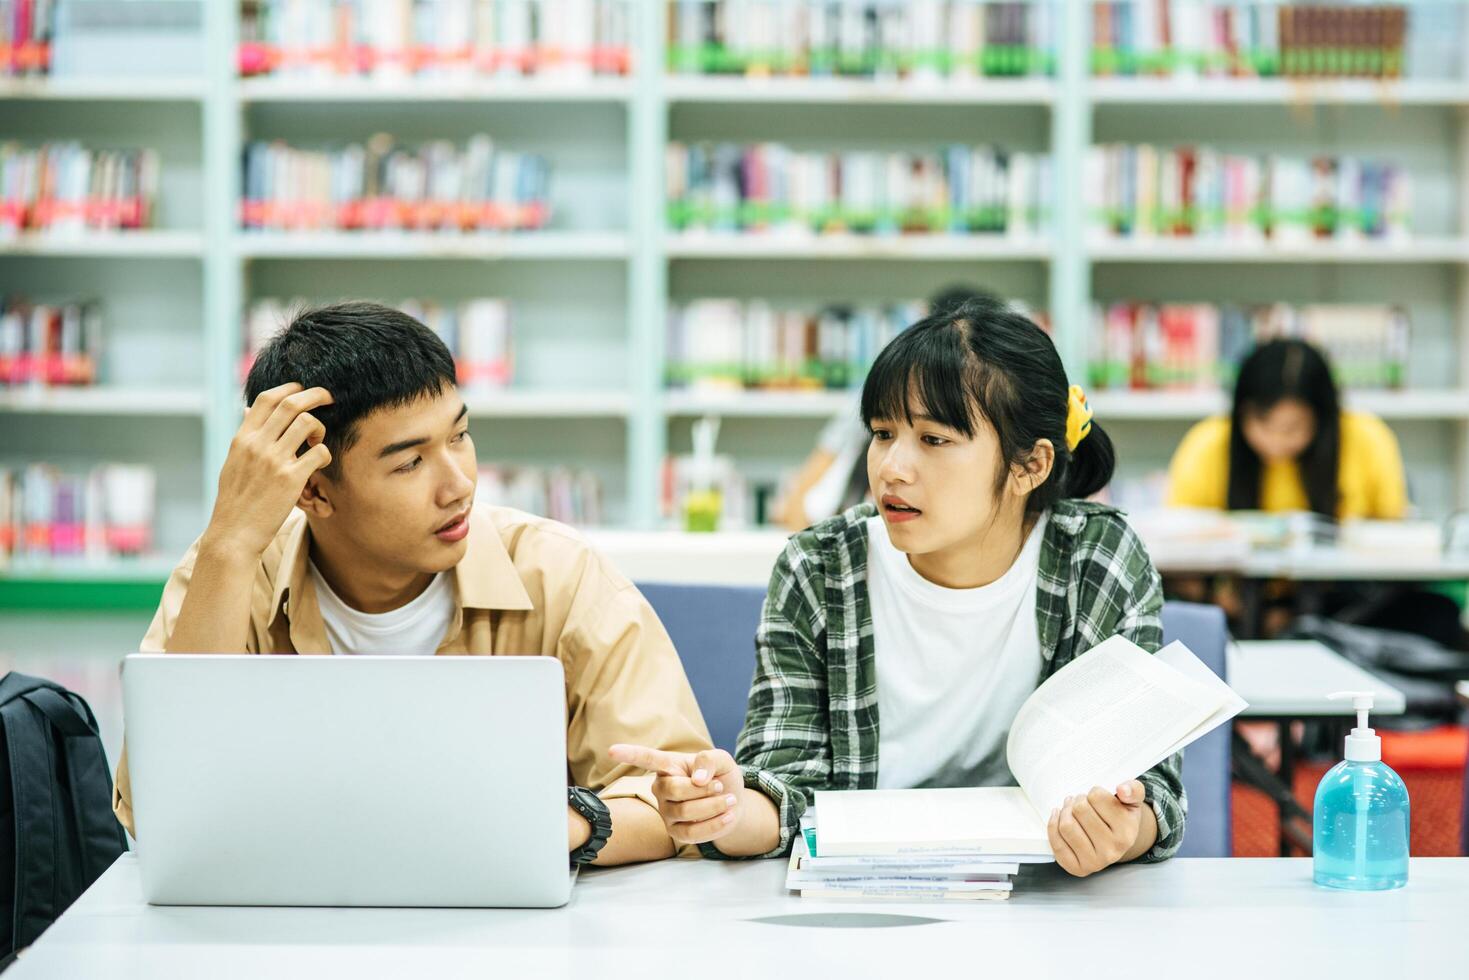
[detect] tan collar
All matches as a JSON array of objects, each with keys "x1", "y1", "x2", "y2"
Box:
[{"x1": 267, "y1": 505, "x2": 532, "y2": 633}]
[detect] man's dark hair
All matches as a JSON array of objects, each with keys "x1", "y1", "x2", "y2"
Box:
[{"x1": 244, "y1": 301, "x2": 458, "y2": 478}]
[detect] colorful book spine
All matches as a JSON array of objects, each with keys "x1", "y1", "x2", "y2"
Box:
[
  {"x1": 0, "y1": 143, "x2": 160, "y2": 235},
  {"x1": 239, "y1": 135, "x2": 550, "y2": 232},
  {"x1": 1087, "y1": 301, "x2": 1410, "y2": 391},
  {"x1": 1089, "y1": 2, "x2": 1444, "y2": 80},
  {"x1": 667, "y1": 142, "x2": 1050, "y2": 237},
  {"x1": 244, "y1": 297, "x2": 513, "y2": 390},
  {"x1": 1088, "y1": 144, "x2": 1411, "y2": 243},
  {"x1": 0, "y1": 462, "x2": 156, "y2": 562},
  {"x1": 667, "y1": 1, "x2": 1054, "y2": 79},
  {"x1": 0, "y1": 298, "x2": 102, "y2": 386},
  {"x1": 0, "y1": 0, "x2": 56, "y2": 77},
  {"x1": 238, "y1": 0, "x2": 632, "y2": 79}
]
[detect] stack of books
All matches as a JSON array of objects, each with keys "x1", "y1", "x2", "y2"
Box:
[
  {"x1": 245, "y1": 297, "x2": 514, "y2": 390},
  {"x1": 1088, "y1": 301, "x2": 1410, "y2": 391},
  {"x1": 788, "y1": 806, "x2": 1036, "y2": 902},
  {"x1": 0, "y1": 298, "x2": 102, "y2": 387},
  {"x1": 1087, "y1": 144, "x2": 1411, "y2": 243},
  {"x1": 240, "y1": 135, "x2": 551, "y2": 232},
  {"x1": 1, "y1": 463, "x2": 157, "y2": 562},
  {"x1": 238, "y1": 0, "x2": 632, "y2": 78},
  {"x1": 668, "y1": 0, "x2": 1053, "y2": 78},
  {"x1": 667, "y1": 142, "x2": 1050, "y2": 237},
  {"x1": 0, "y1": 143, "x2": 161, "y2": 235},
  {"x1": 1090, "y1": 1, "x2": 1437, "y2": 78},
  {"x1": 787, "y1": 635, "x2": 1244, "y2": 902}
]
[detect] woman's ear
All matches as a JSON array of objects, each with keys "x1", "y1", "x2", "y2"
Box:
[{"x1": 1012, "y1": 438, "x2": 1056, "y2": 497}]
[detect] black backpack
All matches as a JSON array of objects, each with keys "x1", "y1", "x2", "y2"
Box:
[{"x1": 0, "y1": 672, "x2": 128, "y2": 964}]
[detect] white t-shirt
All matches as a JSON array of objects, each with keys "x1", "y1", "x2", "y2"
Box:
[
  {"x1": 309, "y1": 562, "x2": 457, "y2": 656},
  {"x1": 867, "y1": 513, "x2": 1048, "y2": 790}
]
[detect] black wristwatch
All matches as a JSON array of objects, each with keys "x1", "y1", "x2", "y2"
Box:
[{"x1": 568, "y1": 786, "x2": 612, "y2": 866}]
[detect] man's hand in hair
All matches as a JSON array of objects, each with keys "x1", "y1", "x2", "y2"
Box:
[{"x1": 202, "y1": 382, "x2": 334, "y2": 558}]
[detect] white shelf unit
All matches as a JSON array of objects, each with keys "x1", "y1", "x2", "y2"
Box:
[
  {"x1": 237, "y1": 76, "x2": 635, "y2": 104},
  {"x1": 0, "y1": 77, "x2": 206, "y2": 102},
  {"x1": 0, "y1": 230, "x2": 205, "y2": 258},
  {"x1": 664, "y1": 390, "x2": 855, "y2": 419},
  {"x1": 7, "y1": 1, "x2": 1469, "y2": 583},
  {"x1": 0, "y1": 387, "x2": 206, "y2": 416},
  {"x1": 1087, "y1": 78, "x2": 1469, "y2": 106},
  {"x1": 664, "y1": 75, "x2": 1057, "y2": 106},
  {"x1": 232, "y1": 230, "x2": 631, "y2": 260},
  {"x1": 664, "y1": 233, "x2": 1053, "y2": 261},
  {"x1": 1088, "y1": 237, "x2": 1469, "y2": 264}
]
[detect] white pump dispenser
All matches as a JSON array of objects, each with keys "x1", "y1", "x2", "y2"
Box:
[{"x1": 1327, "y1": 691, "x2": 1381, "y2": 762}]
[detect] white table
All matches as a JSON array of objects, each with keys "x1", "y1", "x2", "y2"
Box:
[
  {"x1": 1230, "y1": 640, "x2": 1408, "y2": 717},
  {"x1": 11, "y1": 855, "x2": 1467, "y2": 980}
]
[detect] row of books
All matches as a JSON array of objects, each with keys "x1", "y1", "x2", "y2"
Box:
[
  {"x1": 1087, "y1": 145, "x2": 1411, "y2": 243},
  {"x1": 0, "y1": 463, "x2": 156, "y2": 560},
  {"x1": 240, "y1": 136, "x2": 551, "y2": 232},
  {"x1": 1088, "y1": 301, "x2": 1410, "y2": 392},
  {"x1": 1092, "y1": 2, "x2": 1465, "y2": 80},
  {"x1": 667, "y1": 142, "x2": 1050, "y2": 236},
  {"x1": 476, "y1": 463, "x2": 603, "y2": 527},
  {"x1": 0, "y1": 0, "x2": 53, "y2": 77},
  {"x1": 666, "y1": 299, "x2": 924, "y2": 392},
  {"x1": 668, "y1": 0, "x2": 1053, "y2": 79},
  {"x1": 244, "y1": 297, "x2": 513, "y2": 390},
  {"x1": 0, "y1": 143, "x2": 160, "y2": 235},
  {"x1": 0, "y1": 298, "x2": 100, "y2": 386},
  {"x1": 238, "y1": 0, "x2": 632, "y2": 78}
]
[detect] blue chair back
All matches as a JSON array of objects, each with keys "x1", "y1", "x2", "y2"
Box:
[
  {"x1": 1161, "y1": 600, "x2": 1232, "y2": 858},
  {"x1": 637, "y1": 582, "x2": 765, "y2": 754}
]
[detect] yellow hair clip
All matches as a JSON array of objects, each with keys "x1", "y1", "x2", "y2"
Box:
[{"x1": 1066, "y1": 385, "x2": 1093, "y2": 452}]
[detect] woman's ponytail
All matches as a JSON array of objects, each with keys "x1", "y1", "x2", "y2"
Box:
[{"x1": 1062, "y1": 419, "x2": 1116, "y2": 501}]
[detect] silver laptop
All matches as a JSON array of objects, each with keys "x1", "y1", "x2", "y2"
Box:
[{"x1": 122, "y1": 654, "x2": 573, "y2": 908}]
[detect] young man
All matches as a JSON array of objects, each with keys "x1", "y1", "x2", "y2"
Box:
[{"x1": 113, "y1": 302, "x2": 713, "y2": 867}]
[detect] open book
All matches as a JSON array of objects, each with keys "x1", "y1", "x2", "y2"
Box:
[{"x1": 813, "y1": 636, "x2": 1247, "y2": 859}]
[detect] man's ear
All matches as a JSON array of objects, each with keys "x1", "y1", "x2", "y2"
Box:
[
  {"x1": 1011, "y1": 438, "x2": 1056, "y2": 497},
  {"x1": 297, "y1": 471, "x2": 335, "y2": 518}
]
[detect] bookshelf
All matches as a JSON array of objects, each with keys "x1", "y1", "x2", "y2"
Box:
[{"x1": 7, "y1": 0, "x2": 1469, "y2": 603}]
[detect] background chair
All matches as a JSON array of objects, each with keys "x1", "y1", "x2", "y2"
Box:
[{"x1": 1161, "y1": 600, "x2": 1233, "y2": 858}]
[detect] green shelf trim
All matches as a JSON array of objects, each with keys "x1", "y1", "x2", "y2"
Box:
[{"x1": 0, "y1": 578, "x2": 166, "y2": 611}]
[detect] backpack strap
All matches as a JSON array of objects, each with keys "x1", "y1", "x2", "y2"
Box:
[
  {"x1": 21, "y1": 690, "x2": 128, "y2": 876},
  {"x1": 2, "y1": 699, "x2": 59, "y2": 951}
]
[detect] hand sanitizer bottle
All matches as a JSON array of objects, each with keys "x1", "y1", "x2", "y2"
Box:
[{"x1": 1312, "y1": 691, "x2": 1410, "y2": 891}]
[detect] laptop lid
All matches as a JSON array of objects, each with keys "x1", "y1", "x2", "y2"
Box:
[{"x1": 122, "y1": 654, "x2": 571, "y2": 908}]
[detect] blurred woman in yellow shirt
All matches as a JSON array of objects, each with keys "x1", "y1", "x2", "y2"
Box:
[{"x1": 1166, "y1": 339, "x2": 1407, "y2": 519}]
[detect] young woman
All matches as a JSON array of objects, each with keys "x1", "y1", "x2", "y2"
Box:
[
  {"x1": 1166, "y1": 338, "x2": 1407, "y2": 519},
  {"x1": 613, "y1": 298, "x2": 1185, "y2": 876}
]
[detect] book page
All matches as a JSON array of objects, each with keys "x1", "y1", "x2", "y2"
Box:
[
  {"x1": 813, "y1": 787, "x2": 1052, "y2": 858},
  {"x1": 1006, "y1": 636, "x2": 1231, "y2": 815}
]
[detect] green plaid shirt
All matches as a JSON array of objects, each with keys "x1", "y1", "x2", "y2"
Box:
[{"x1": 704, "y1": 499, "x2": 1185, "y2": 862}]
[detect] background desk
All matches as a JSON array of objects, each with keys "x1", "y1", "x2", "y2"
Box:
[
  {"x1": 1230, "y1": 640, "x2": 1407, "y2": 856},
  {"x1": 11, "y1": 855, "x2": 1467, "y2": 980}
]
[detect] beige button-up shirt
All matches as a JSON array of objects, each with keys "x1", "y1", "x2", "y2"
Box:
[{"x1": 113, "y1": 505, "x2": 713, "y2": 835}]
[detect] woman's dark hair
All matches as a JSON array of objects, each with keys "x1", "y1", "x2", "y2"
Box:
[
  {"x1": 860, "y1": 297, "x2": 1115, "y2": 516},
  {"x1": 1227, "y1": 338, "x2": 1340, "y2": 517}
]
